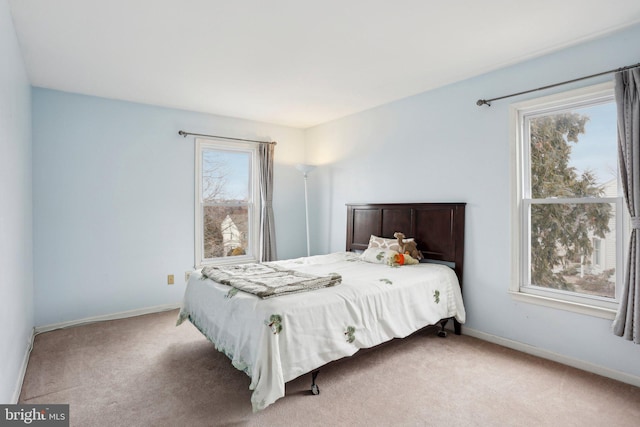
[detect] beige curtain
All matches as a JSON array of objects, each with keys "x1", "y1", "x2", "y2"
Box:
[
  {"x1": 258, "y1": 142, "x2": 277, "y2": 262},
  {"x1": 613, "y1": 68, "x2": 640, "y2": 343}
]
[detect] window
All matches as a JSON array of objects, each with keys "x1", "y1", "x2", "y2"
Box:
[
  {"x1": 511, "y1": 82, "x2": 626, "y2": 317},
  {"x1": 195, "y1": 138, "x2": 259, "y2": 266}
]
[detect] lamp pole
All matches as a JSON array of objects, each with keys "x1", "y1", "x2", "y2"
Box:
[
  {"x1": 296, "y1": 164, "x2": 316, "y2": 257},
  {"x1": 303, "y1": 172, "x2": 311, "y2": 257}
]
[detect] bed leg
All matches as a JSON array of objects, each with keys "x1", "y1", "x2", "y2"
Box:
[
  {"x1": 437, "y1": 319, "x2": 448, "y2": 338},
  {"x1": 454, "y1": 319, "x2": 462, "y2": 335},
  {"x1": 310, "y1": 370, "x2": 320, "y2": 395}
]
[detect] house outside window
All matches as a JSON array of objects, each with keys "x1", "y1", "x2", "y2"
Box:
[
  {"x1": 195, "y1": 138, "x2": 260, "y2": 266},
  {"x1": 510, "y1": 82, "x2": 626, "y2": 317},
  {"x1": 593, "y1": 238, "x2": 603, "y2": 270}
]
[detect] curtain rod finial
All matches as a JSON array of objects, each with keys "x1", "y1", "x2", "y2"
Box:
[
  {"x1": 178, "y1": 130, "x2": 187, "y2": 137},
  {"x1": 476, "y1": 99, "x2": 491, "y2": 107}
]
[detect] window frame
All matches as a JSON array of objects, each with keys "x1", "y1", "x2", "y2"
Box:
[
  {"x1": 510, "y1": 82, "x2": 625, "y2": 319},
  {"x1": 194, "y1": 138, "x2": 260, "y2": 267}
]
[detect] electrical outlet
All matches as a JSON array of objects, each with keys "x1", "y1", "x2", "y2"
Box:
[
  {"x1": 167, "y1": 274, "x2": 174, "y2": 285},
  {"x1": 185, "y1": 271, "x2": 191, "y2": 282}
]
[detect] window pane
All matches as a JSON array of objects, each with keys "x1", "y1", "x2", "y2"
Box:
[
  {"x1": 529, "y1": 103, "x2": 617, "y2": 199},
  {"x1": 530, "y1": 203, "x2": 615, "y2": 299},
  {"x1": 202, "y1": 150, "x2": 250, "y2": 202},
  {"x1": 203, "y1": 205, "x2": 249, "y2": 259}
]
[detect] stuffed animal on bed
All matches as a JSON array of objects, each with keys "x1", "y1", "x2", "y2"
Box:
[
  {"x1": 393, "y1": 232, "x2": 423, "y2": 260},
  {"x1": 388, "y1": 252, "x2": 419, "y2": 267}
]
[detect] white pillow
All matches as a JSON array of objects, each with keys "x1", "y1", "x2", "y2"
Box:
[{"x1": 361, "y1": 248, "x2": 399, "y2": 264}]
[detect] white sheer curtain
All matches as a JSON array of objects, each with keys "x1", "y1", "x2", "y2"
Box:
[{"x1": 613, "y1": 68, "x2": 640, "y2": 343}]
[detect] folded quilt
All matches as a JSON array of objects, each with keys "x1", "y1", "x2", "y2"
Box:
[{"x1": 200, "y1": 263, "x2": 342, "y2": 298}]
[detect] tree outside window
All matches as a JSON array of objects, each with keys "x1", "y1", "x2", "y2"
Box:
[
  {"x1": 528, "y1": 111, "x2": 615, "y2": 298},
  {"x1": 195, "y1": 139, "x2": 259, "y2": 266},
  {"x1": 516, "y1": 84, "x2": 624, "y2": 310}
]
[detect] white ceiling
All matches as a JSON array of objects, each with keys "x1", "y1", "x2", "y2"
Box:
[{"x1": 8, "y1": 1, "x2": 640, "y2": 128}]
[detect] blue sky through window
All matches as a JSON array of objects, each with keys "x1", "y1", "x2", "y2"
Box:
[
  {"x1": 568, "y1": 101, "x2": 618, "y2": 187},
  {"x1": 202, "y1": 149, "x2": 250, "y2": 201}
]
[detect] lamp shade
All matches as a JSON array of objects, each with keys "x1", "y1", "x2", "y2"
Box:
[{"x1": 295, "y1": 164, "x2": 316, "y2": 175}]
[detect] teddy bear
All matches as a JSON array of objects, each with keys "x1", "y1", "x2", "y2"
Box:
[{"x1": 393, "y1": 232, "x2": 423, "y2": 260}]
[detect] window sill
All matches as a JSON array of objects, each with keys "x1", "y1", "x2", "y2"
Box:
[{"x1": 508, "y1": 290, "x2": 617, "y2": 320}]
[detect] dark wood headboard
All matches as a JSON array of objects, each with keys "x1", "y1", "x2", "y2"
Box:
[{"x1": 346, "y1": 202, "x2": 466, "y2": 290}]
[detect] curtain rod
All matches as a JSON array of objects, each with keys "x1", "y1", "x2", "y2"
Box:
[
  {"x1": 178, "y1": 130, "x2": 276, "y2": 145},
  {"x1": 476, "y1": 61, "x2": 640, "y2": 107}
]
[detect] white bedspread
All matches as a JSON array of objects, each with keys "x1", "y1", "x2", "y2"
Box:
[{"x1": 177, "y1": 252, "x2": 466, "y2": 411}]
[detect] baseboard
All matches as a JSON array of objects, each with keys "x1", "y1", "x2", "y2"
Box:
[
  {"x1": 12, "y1": 327, "x2": 35, "y2": 403},
  {"x1": 463, "y1": 327, "x2": 640, "y2": 388},
  {"x1": 35, "y1": 303, "x2": 181, "y2": 334}
]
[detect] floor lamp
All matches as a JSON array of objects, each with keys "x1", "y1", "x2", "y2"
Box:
[{"x1": 296, "y1": 164, "x2": 316, "y2": 256}]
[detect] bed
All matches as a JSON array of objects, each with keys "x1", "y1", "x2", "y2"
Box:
[{"x1": 177, "y1": 202, "x2": 466, "y2": 411}]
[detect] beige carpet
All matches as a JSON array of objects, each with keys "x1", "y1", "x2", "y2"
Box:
[{"x1": 19, "y1": 309, "x2": 640, "y2": 427}]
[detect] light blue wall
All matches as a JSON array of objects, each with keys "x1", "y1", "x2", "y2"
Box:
[
  {"x1": 305, "y1": 24, "x2": 640, "y2": 379},
  {"x1": 0, "y1": 0, "x2": 33, "y2": 403},
  {"x1": 32, "y1": 90, "x2": 307, "y2": 326}
]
